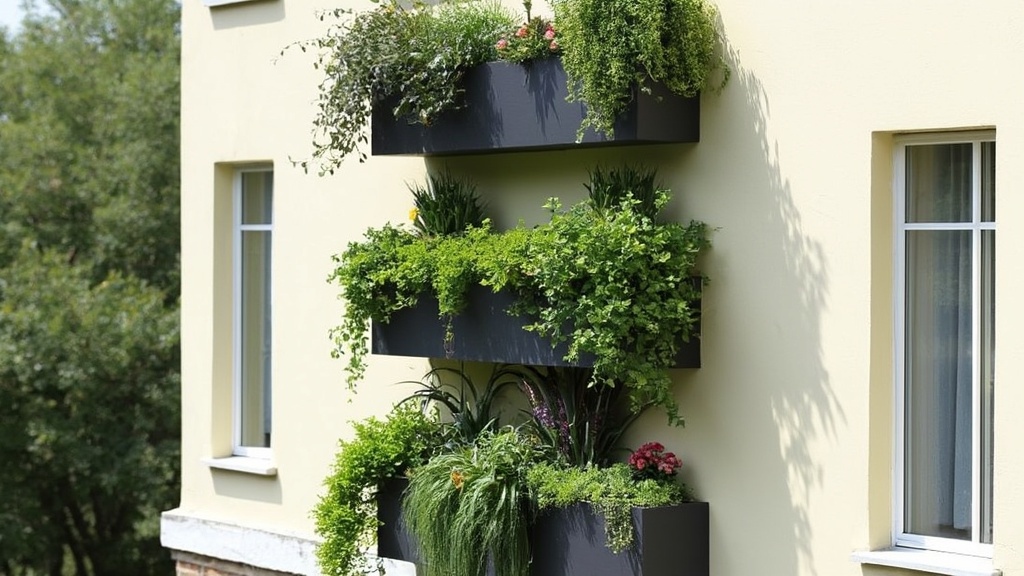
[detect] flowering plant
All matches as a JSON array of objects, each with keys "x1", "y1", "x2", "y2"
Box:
[
  {"x1": 495, "y1": 2, "x2": 560, "y2": 64},
  {"x1": 628, "y1": 441, "x2": 681, "y2": 482}
]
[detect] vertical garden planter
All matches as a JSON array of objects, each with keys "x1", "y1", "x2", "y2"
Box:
[
  {"x1": 376, "y1": 477, "x2": 419, "y2": 564},
  {"x1": 530, "y1": 502, "x2": 709, "y2": 576},
  {"x1": 371, "y1": 58, "x2": 700, "y2": 156},
  {"x1": 370, "y1": 284, "x2": 701, "y2": 368}
]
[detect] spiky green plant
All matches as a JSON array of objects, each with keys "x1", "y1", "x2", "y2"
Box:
[
  {"x1": 517, "y1": 366, "x2": 652, "y2": 467},
  {"x1": 402, "y1": 364, "x2": 521, "y2": 446},
  {"x1": 403, "y1": 428, "x2": 549, "y2": 576},
  {"x1": 409, "y1": 171, "x2": 487, "y2": 237},
  {"x1": 585, "y1": 164, "x2": 662, "y2": 221}
]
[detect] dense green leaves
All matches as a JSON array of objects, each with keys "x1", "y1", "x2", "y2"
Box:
[{"x1": 0, "y1": 1, "x2": 180, "y2": 574}]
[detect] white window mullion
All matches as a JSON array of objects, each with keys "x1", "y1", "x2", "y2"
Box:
[{"x1": 970, "y1": 141, "x2": 982, "y2": 546}]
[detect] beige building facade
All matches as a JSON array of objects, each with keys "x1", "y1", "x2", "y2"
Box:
[{"x1": 162, "y1": 1, "x2": 1024, "y2": 575}]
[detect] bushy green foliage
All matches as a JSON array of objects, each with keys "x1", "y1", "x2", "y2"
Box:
[
  {"x1": 552, "y1": 0, "x2": 729, "y2": 138},
  {"x1": 306, "y1": 0, "x2": 514, "y2": 170},
  {"x1": 0, "y1": 1, "x2": 180, "y2": 574},
  {"x1": 402, "y1": 428, "x2": 549, "y2": 576},
  {"x1": 527, "y1": 462, "x2": 689, "y2": 553},
  {"x1": 328, "y1": 222, "x2": 531, "y2": 388},
  {"x1": 313, "y1": 406, "x2": 442, "y2": 576},
  {"x1": 330, "y1": 179, "x2": 708, "y2": 423},
  {"x1": 523, "y1": 192, "x2": 709, "y2": 425},
  {"x1": 409, "y1": 171, "x2": 487, "y2": 237}
]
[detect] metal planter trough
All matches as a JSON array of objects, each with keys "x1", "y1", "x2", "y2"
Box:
[
  {"x1": 370, "y1": 284, "x2": 701, "y2": 368},
  {"x1": 371, "y1": 58, "x2": 700, "y2": 157}
]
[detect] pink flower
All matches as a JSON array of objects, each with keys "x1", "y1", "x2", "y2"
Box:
[
  {"x1": 496, "y1": 38, "x2": 508, "y2": 50},
  {"x1": 548, "y1": 40, "x2": 559, "y2": 52},
  {"x1": 544, "y1": 28, "x2": 555, "y2": 40},
  {"x1": 515, "y1": 26, "x2": 529, "y2": 38}
]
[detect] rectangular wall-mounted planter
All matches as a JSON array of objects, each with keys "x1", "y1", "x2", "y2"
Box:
[
  {"x1": 370, "y1": 284, "x2": 700, "y2": 368},
  {"x1": 376, "y1": 477, "x2": 419, "y2": 564},
  {"x1": 530, "y1": 502, "x2": 709, "y2": 576},
  {"x1": 377, "y1": 484, "x2": 708, "y2": 576},
  {"x1": 371, "y1": 58, "x2": 700, "y2": 157}
]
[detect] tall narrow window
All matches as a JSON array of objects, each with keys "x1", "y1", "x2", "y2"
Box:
[
  {"x1": 234, "y1": 168, "x2": 273, "y2": 456},
  {"x1": 896, "y1": 134, "x2": 994, "y2": 556}
]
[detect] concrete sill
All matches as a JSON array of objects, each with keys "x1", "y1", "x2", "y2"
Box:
[
  {"x1": 852, "y1": 548, "x2": 1000, "y2": 576},
  {"x1": 203, "y1": 456, "x2": 277, "y2": 476}
]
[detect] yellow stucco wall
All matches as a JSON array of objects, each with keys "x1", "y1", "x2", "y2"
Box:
[{"x1": 175, "y1": 0, "x2": 1024, "y2": 574}]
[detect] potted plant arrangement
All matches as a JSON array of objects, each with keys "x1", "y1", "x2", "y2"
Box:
[
  {"x1": 306, "y1": 0, "x2": 728, "y2": 166},
  {"x1": 328, "y1": 165, "x2": 709, "y2": 426},
  {"x1": 313, "y1": 365, "x2": 709, "y2": 576}
]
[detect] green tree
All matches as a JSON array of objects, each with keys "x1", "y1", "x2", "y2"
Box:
[{"x1": 0, "y1": 1, "x2": 181, "y2": 574}]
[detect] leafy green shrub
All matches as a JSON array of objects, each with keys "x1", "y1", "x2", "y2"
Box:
[
  {"x1": 329, "y1": 174, "x2": 709, "y2": 423},
  {"x1": 403, "y1": 428, "x2": 549, "y2": 576},
  {"x1": 306, "y1": 0, "x2": 514, "y2": 170},
  {"x1": 552, "y1": 0, "x2": 729, "y2": 138},
  {"x1": 527, "y1": 462, "x2": 690, "y2": 553},
  {"x1": 522, "y1": 192, "x2": 709, "y2": 425},
  {"x1": 313, "y1": 406, "x2": 442, "y2": 576}
]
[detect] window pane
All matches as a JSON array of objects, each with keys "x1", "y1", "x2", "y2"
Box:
[
  {"x1": 981, "y1": 230, "x2": 994, "y2": 543},
  {"x1": 242, "y1": 172, "x2": 273, "y2": 225},
  {"x1": 241, "y1": 230, "x2": 272, "y2": 448},
  {"x1": 982, "y1": 142, "x2": 995, "y2": 223},
  {"x1": 906, "y1": 144, "x2": 972, "y2": 223},
  {"x1": 904, "y1": 229, "x2": 972, "y2": 540}
]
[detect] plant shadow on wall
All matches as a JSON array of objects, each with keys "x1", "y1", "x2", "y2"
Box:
[{"x1": 652, "y1": 29, "x2": 845, "y2": 576}]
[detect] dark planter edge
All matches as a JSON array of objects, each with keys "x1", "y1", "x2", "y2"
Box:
[
  {"x1": 370, "y1": 281, "x2": 701, "y2": 369},
  {"x1": 371, "y1": 58, "x2": 700, "y2": 157}
]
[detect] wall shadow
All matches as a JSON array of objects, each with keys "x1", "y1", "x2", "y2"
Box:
[{"x1": 211, "y1": 470, "x2": 283, "y2": 505}]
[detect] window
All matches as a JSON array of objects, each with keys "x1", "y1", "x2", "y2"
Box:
[
  {"x1": 895, "y1": 133, "x2": 994, "y2": 556},
  {"x1": 234, "y1": 168, "x2": 273, "y2": 457}
]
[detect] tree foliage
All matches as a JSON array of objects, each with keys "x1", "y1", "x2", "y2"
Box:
[{"x1": 0, "y1": 1, "x2": 181, "y2": 574}]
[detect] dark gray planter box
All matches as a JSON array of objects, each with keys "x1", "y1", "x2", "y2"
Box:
[
  {"x1": 376, "y1": 483, "x2": 709, "y2": 576},
  {"x1": 376, "y1": 477, "x2": 419, "y2": 564},
  {"x1": 370, "y1": 284, "x2": 700, "y2": 368},
  {"x1": 530, "y1": 502, "x2": 709, "y2": 576},
  {"x1": 371, "y1": 58, "x2": 700, "y2": 156}
]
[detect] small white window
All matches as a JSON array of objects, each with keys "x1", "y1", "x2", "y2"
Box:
[
  {"x1": 233, "y1": 168, "x2": 273, "y2": 458},
  {"x1": 894, "y1": 132, "x2": 994, "y2": 556}
]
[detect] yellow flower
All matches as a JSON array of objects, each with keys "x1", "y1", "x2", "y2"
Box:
[
  {"x1": 450, "y1": 470, "x2": 465, "y2": 490},
  {"x1": 409, "y1": 207, "x2": 419, "y2": 222}
]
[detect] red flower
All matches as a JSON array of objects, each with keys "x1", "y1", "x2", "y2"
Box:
[
  {"x1": 515, "y1": 26, "x2": 529, "y2": 38},
  {"x1": 496, "y1": 38, "x2": 508, "y2": 50}
]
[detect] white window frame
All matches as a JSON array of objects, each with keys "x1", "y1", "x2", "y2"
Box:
[
  {"x1": 893, "y1": 131, "x2": 994, "y2": 558},
  {"x1": 232, "y1": 167, "x2": 273, "y2": 459}
]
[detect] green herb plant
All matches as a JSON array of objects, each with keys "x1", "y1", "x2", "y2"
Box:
[
  {"x1": 306, "y1": 0, "x2": 514, "y2": 171},
  {"x1": 403, "y1": 428, "x2": 549, "y2": 576},
  {"x1": 585, "y1": 164, "x2": 660, "y2": 221},
  {"x1": 552, "y1": 0, "x2": 729, "y2": 139},
  {"x1": 313, "y1": 405, "x2": 442, "y2": 576},
  {"x1": 527, "y1": 462, "x2": 690, "y2": 553}
]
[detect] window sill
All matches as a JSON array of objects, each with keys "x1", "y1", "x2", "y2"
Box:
[
  {"x1": 852, "y1": 548, "x2": 999, "y2": 576},
  {"x1": 203, "y1": 0, "x2": 269, "y2": 7},
  {"x1": 202, "y1": 456, "x2": 277, "y2": 476}
]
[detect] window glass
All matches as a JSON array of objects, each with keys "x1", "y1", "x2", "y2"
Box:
[{"x1": 906, "y1": 143, "x2": 972, "y2": 223}]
